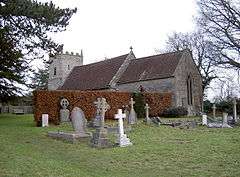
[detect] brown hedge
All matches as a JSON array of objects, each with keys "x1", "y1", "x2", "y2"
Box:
[{"x1": 33, "y1": 90, "x2": 172, "y2": 126}]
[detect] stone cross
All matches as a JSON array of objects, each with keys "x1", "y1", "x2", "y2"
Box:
[
  {"x1": 99, "y1": 98, "x2": 110, "y2": 126},
  {"x1": 42, "y1": 114, "x2": 49, "y2": 127},
  {"x1": 94, "y1": 98, "x2": 102, "y2": 116},
  {"x1": 129, "y1": 98, "x2": 135, "y2": 110},
  {"x1": 144, "y1": 103, "x2": 151, "y2": 124},
  {"x1": 115, "y1": 109, "x2": 132, "y2": 147},
  {"x1": 115, "y1": 109, "x2": 126, "y2": 136},
  {"x1": 233, "y1": 98, "x2": 237, "y2": 123},
  {"x1": 212, "y1": 103, "x2": 216, "y2": 119},
  {"x1": 60, "y1": 98, "x2": 69, "y2": 109},
  {"x1": 60, "y1": 98, "x2": 70, "y2": 122},
  {"x1": 128, "y1": 98, "x2": 137, "y2": 124}
]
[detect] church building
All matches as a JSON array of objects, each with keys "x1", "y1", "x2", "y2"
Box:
[{"x1": 48, "y1": 49, "x2": 203, "y2": 115}]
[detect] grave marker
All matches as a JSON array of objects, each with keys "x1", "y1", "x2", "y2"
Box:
[
  {"x1": 42, "y1": 114, "x2": 49, "y2": 127},
  {"x1": 115, "y1": 109, "x2": 132, "y2": 147}
]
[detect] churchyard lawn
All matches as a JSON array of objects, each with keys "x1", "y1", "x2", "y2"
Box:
[{"x1": 0, "y1": 114, "x2": 240, "y2": 177}]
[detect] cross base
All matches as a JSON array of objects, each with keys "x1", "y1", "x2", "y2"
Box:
[{"x1": 117, "y1": 134, "x2": 132, "y2": 147}]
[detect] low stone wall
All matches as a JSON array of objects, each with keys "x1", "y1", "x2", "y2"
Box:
[
  {"x1": 33, "y1": 90, "x2": 172, "y2": 126},
  {"x1": 0, "y1": 106, "x2": 33, "y2": 114}
]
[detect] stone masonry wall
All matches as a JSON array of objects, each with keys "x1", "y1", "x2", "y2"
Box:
[
  {"x1": 48, "y1": 53, "x2": 83, "y2": 90},
  {"x1": 173, "y1": 51, "x2": 203, "y2": 114}
]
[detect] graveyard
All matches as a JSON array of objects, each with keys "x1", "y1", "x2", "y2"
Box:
[{"x1": 0, "y1": 113, "x2": 240, "y2": 177}]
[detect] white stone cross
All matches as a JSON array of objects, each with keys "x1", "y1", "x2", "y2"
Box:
[
  {"x1": 233, "y1": 98, "x2": 237, "y2": 123},
  {"x1": 115, "y1": 109, "x2": 132, "y2": 147},
  {"x1": 212, "y1": 103, "x2": 216, "y2": 119},
  {"x1": 115, "y1": 109, "x2": 126, "y2": 136},
  {"x1": 42, "y1": 114, "x2": 49, "y2": 127}
]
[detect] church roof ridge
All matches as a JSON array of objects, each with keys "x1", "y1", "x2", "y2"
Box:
[{"x1": 74, "y1": 53, "x2": 129, "y2": 68}]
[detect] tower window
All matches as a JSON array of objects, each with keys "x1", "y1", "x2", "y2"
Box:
[
  {"x1": 68, "y1": 65, "x2": 70, "y2": 70},
  {"x1": 54, "y1": 67, "x2": 57, "y2": 75}
]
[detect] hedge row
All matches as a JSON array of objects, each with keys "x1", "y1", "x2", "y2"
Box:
[{"x1": 33, "y1": 90, "x2": 172, "y2": 126}]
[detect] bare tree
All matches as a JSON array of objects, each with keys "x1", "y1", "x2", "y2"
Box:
[
  {"x1": 161, "y1": 31, "x2": 217, "y2": 93},
  {"x1": 197, "y1": 0, "x2": 240, "y2": 69}
]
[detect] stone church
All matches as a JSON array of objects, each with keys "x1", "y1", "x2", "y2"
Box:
[{"x1": 48, "y1": 49, "x2": 203, "y2": 115}]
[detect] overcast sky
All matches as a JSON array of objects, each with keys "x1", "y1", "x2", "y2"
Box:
[{"x1": 46, "y1": 0, "x2": 197, "y2": 64}]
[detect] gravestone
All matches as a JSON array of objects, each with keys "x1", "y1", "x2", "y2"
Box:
[
  {"x1": 48, "y1": 107, "x2": 91, "y2": 143},
  {"x1": 144, "y1": 103, "x2": 151, "y2": 124},
  {"x1": 212, "y1": 103, "x2": 216, "y2": 119},
  {"x1": 71, "y1": 107, "x2": 88, "y2": 135},
  {"x1": 202, "y1": 114, "x2": 207, "y2": 125},
  {"x1": 208, "y1": 112, "x2": 232, "y2": 128},
  {"x1": 42, "y1": 114, "x2": 49, "y2": 127},
  {"x1": 115, "y1": 109, "x2": 132, "y2": 147},
  {"x1": 150, "y1": 117, "x2": 161, "y2": 126},
  {"x1": 60, "y1": 98, "x2": 70, "y2": 122},
  {"x1": 127, "y1": 98, "x2": 137, "y2": 124},
  {"x1": 233, "y1": 98, "x2": 238, "y2": 123},
  {"x1": 222, "y1": 112, "x2": 232, "y2": 128},
  {"x1": 93, "y1": 98, "x2": 102, "y2": 127},
  {"x1": 91, "y1": 98, "x2": 111, "y2": 148}
]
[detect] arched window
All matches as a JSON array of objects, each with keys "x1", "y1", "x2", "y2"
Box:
[
  {"x1": 54, "y1": 67, "x2": 57, "y2": 75},
  {"x1": 187, "y1": 75, "x2": 193, "y2": 105}
]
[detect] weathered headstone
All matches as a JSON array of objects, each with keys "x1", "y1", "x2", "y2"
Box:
[
  {"x1": 202, "y1": 114, "x2": 207, "y2": 125},
  {"x1": 42, "y1": 114, "x2": 49, "y2": 127},
  {"x1": 71, "y1": 107, "x2": 87, "y2": 134},
  {"x1": 212, "y1": 103, "x2": 216, "y2": 119},
  {"x1": 115, "y1": 109, "x2": 132, "y2": 147},
  {"x1": 144, "y1": 103, "x2": 151, "y2": 124},
  {"x1": 91, "y1": 98, "x2": 111, "y2": 148},
  {"x1": 48, "y1": 107, "x2": 91, "y2": 143},
  {"x1": 128, "y1": 98, "x2": 137, "y2": 124},
  {"x1": 60, "y1": 98, "x2": 70, "y2": 122},
  {"x1": 233, "y1": 98, "x2": 238, "y2": 123}
]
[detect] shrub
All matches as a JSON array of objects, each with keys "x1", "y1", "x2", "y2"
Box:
[
  {"x1": 132, "y1": 92, "x2": 145, "y2": 118},
  {"x1": 160, "y1": 106, "x2": 188, "y2": 118}
]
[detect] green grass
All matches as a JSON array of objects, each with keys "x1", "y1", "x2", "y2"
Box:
[{"x1": 0, "y1": 114, "x2": 240, "y2": 177}]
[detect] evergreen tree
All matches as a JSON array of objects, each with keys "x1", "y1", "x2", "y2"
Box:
[{"x1": 0, "y1": 0, "x2": 77, "y2": 99}]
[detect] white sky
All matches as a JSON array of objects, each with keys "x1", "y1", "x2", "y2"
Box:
[{"x1": 46, "y1": 0, "x2": 197, "y2": 64}]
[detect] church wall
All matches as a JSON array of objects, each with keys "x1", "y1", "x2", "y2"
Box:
[
  {"x1": 173, "y1": 51, "x2": 203, "y2": 114},
  {"x1": 116, "y1": 78, "x2": 174, "y2": 92}
]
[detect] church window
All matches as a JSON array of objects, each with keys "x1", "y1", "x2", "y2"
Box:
[
  {"x1": 54, "y1": 67, "x2": 57, "y2": 75},
  {"x1": 187, "y1": 75, "x2": 193, "y2": 105}
]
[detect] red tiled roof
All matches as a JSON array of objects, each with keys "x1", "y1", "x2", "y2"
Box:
[
  {"x1": 117, "y1": 51, "x2": 183, "y2": 84},
  {"x1": 59, "y1": 54, "x2": 128, "y2": 90}
]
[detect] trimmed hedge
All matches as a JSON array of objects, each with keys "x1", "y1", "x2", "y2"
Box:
[{"x1": 33, "y1": 90, "x2": 172, "y2": 126}]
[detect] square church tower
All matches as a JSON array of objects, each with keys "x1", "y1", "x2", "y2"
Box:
[{"x1": 48, "y1": 51, "x2": 83, "y2": 90}]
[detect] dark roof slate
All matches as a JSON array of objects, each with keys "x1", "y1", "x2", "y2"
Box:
[
  {"x1": 117, "y1": 51, "x2": 183, "y2": 84},
  {"x1": 59, "y1": 54, "x2": 128, "y2": 90}
]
